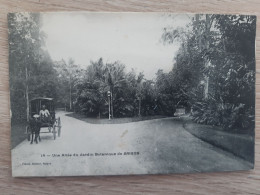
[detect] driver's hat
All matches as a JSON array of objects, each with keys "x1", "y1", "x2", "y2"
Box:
[{"x1": 33, "y1": 114, "x2": 40, "y2": 118}]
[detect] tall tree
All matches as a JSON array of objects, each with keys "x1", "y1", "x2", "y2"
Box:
[
  {"x1": 105, "y1": 61, "x2": 128, "y2": 117},
  {"x1": 76, "y1": 58, "x2": 107, "y2": 117},
  {"x1": 8, "y1": 13, "x2": 57, "y2": 122},
  {"x1": 75, "y1": 58, "x2": 149, "y2": 118},
  {"x1": 54, "y1": 58, "x2": 82, "y2": 111},
  {"x1": 161, "y1": 14, "x2": 256, "y2": 129}
]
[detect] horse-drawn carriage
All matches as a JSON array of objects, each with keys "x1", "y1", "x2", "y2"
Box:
[{"x1": 26, "y1": 98, "x2": 61, "y2": 143}]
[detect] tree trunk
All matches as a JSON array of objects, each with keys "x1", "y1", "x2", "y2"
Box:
[
  {"x1": 204, "y1": 14, "x2": 211, "y2": 99},
  {"x1": 25, "y1": 66, "x2": 29, "y2": 122},
  {"x1": 204, "y1": 76, "x2": 209, "y2": 98},
  {"x1": 196, "y1": 14, "x2": 211, "y2": 99},
  {"x1": 138, "y1": 98, "x2": 141, "y2": 117},
  {"x1": 196, "y1": 14, "x2": 209, "y2": 98},
  {"x1": 69, "y1": 77, "x2": 72, "y2": 111},
  {"x1": 195, "y1": 14, "x2": 202, "y2": 51}
]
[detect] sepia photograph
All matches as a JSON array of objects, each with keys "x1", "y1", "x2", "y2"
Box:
[{"x1": 8, "y1": 12, "x2": 256, "y2": 177}]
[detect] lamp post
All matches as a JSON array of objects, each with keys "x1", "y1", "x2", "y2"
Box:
[
  {"x1": 138, "y1": 96, "x2": 141, "y2": 117},
  {"x1": 107, "y1": 91, "x2": 111, "y2": 120}
]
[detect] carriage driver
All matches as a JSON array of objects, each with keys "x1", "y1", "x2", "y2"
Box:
[{"x1": 39, "y1": 105, "x2": 50, "y2": 123}]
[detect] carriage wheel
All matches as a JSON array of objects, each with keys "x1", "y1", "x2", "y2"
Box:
[
  {"x1": 57, "y1": 117, "x2": 61, "y2": 137},
  {"x1": 26, "y1": 125, "x2": 31, "y2": 141},
  {"x1": 53, "y1": 124, "x2": 56, "y2": 140}
]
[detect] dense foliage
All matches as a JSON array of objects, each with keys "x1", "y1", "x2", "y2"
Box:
[
  {"x1": 9, "y1": 13, "x2": 58, "y2": 122},
  {"x1": 161, "y1": 14, "x2": 256, "y2": 130},
  {"x1": 74, "y1": 58, "x2": 156, "y2": 117},
  {"x1": 9, "y1": 13, "x2": 256, "y2": 131}
]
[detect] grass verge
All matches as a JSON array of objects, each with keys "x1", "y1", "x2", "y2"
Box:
[
  {"x1": 11, "y1": 121, "x2": 27, "y2": 149},
  {"x1": 182, "y1": 117, "x2": 254, "y2": 163},
  {"x1": 66, "y1": 112, "x2": 168, "y2": 124}
]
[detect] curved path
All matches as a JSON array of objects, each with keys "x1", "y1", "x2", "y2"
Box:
[{"x1": 11, "y1": 111, "x2": 252, "y2": 177}]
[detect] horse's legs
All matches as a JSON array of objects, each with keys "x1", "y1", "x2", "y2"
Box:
[
  {"x1": 39, "y1": 127, "x2": 41, "y2": 142},
  {"x1": 30, "y1": 133, "x2": 34, "y2": 144},
  {"x1": 35, "y1": 133, "x2": 38, "y2": 144},
  {"x1": 37, "y1": 127, "x2": 41, "y2": 142}
]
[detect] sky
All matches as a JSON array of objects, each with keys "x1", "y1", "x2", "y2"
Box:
[{"x1": 41, "y1": 12, "x2": 191, "y2": 79}]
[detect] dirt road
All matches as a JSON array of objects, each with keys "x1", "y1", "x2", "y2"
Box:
[{"x1": 12, "y1": 111, "x2": 252, "y2": 177}]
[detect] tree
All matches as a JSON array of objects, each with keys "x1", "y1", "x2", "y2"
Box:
[
  {"x1": 8, "y1": 13, "x2": 58, "y2": 122},
  {"x1": 54, "y1": 58, "x2": 83, "y2": 111},
  {"x1": 105, "y1": 61, "x2": 128, "y2": 118},
  {"x1": 161, "y1": 14, "x2": 256, "y2": 130},
  {"x1": 136, "y1": 72, "x2": 144, "y2": 116},
  {"x1": 75, "y1": 58, "x2": 107, "y2": 117},
  {"x1": 75, "y1": 58, "x2": 154, "y2": 118}
]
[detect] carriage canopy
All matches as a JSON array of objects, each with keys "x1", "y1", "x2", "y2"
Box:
[{"x1": 29, "y1": 97, "x2": 55, "y2": 119}]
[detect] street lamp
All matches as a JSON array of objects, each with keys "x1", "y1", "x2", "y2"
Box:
[
  {"x1": 138, "y1": 95, "x2": 141, "y2": 117},
  {"x1": 107, "y1": 91, "x2": 111, "y2": 120}
]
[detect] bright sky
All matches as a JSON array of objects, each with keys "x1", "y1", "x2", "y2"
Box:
[{"x1": 41, "y1": 12, "x2": 191, "y2": 79}]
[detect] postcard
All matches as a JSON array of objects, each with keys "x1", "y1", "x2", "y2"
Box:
[{"x1": 8, "y1": 12, "x2": 256, "y2": 177}]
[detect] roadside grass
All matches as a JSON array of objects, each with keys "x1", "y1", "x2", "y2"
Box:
[
  {"x1": 182, "y1": 117, "x2": 255, "y2": 163},
  {"x1": 66, "y1": 112, "x2": 169, "y2": 124},
  {"x1": 183, "y1": 116, "x2": 254, "y2": 136},
  {"x1": 11, "y1": 121, "x2": 27, "y2": 149}
]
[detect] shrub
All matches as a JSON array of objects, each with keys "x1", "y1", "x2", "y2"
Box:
[{"x1": 191, "y1": 97, "x2": 254, "y2": 131}]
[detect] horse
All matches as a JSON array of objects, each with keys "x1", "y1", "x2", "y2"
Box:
[{"x1": 29, "y1": 115, "x2": 42, "y2": 144}]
